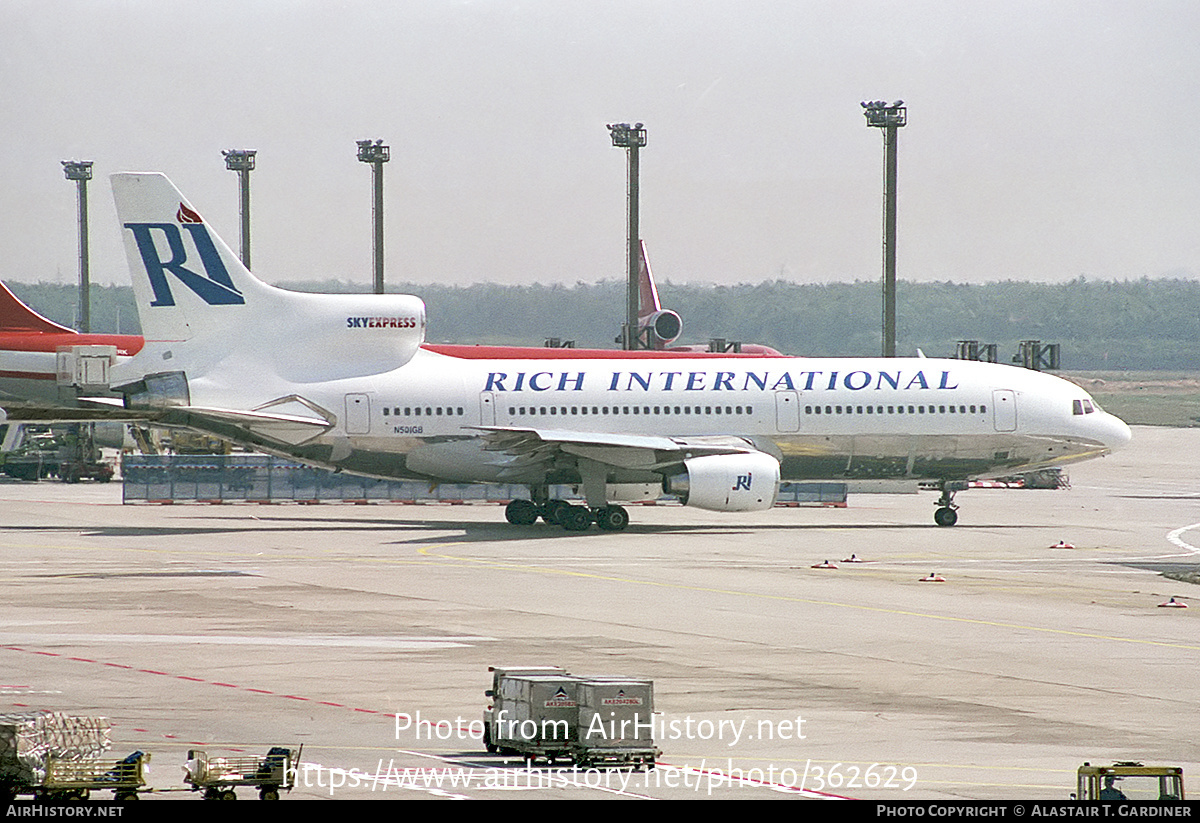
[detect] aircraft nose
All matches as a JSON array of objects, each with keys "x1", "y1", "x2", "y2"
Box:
[{"x1": 1102, "y1": 413, "x2": 1133, "y2": 451}]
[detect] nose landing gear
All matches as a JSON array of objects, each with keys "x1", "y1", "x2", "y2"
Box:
[{"x1": 934, "y1": 481, "x2": 967, "y2": 526}]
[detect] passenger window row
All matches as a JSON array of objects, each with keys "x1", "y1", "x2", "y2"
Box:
[
  {"x1": 805, "y1": 403, "x2": 985, "y2": 415},
  {"x1": 507, "y1": 404, "x2": 754, "y2": 417},
  {"x1": 384, "y1": 407, "x2": 466, "y2": 417}
]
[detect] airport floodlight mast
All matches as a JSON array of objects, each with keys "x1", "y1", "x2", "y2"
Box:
[
  {"x1": 222, "y1": 149, "x2": 256, "y2": 268},
  {"x1": 357, "y1": 139, "x2": 390, "y2": 295},
  {"x1": 61, "y1": 160, "x2": 93, "y2": 333},
  {"x1": 608, "y1": 122, "x2": 647, "y2": 350},
  {"x1": 862, "y1": 99, "x2": 906, "y2": 358}
]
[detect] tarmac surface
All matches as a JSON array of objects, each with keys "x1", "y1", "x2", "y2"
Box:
[{"x1": 1, "y1": 425, "x2": 1197, "y2": 800}]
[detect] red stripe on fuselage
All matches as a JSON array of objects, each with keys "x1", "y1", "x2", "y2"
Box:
[
  {"x1": 0, "y1": 333, "x2": 144, "y2": 356},
  {"x1": 0, "y1": 370, "x2": 55, "y2": 380},
  {"x1": 420, "y1": 344, "x2": 785, "y2": 360}
]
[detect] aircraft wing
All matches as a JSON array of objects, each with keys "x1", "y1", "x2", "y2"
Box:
[
  {"x1": 2, "y1": 401, "x2": 157, "y2": 424},
  {"x1": 475, "y1": 425, "x2": 772, "y2": 477}
]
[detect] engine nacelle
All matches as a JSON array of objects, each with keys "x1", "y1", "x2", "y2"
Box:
[
  {"x1": 662, "y1": 452, "x2": 780, "y2": 512},
  {"x1": 639, "y1": 309, "x2": 683, "y2": 347},
  {"x1": 120, "y1": 370, "x2": 191, "y2": 410},
  {"x1": 272, "y1": 293, "x2": 427, "y2": 382}
]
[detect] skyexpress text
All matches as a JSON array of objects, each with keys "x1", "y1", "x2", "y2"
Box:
[{"x1": 483, "y1": 369, "x2": 961, "y2": 394}]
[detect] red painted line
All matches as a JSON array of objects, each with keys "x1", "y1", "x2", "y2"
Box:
[{"x1": 5, "y1": 645, "x2": 394, "y2": 722}]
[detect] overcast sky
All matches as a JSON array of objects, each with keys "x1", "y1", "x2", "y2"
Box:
[{"x1": 3, "y1": 0, "x2": 1198, "y2": 291}]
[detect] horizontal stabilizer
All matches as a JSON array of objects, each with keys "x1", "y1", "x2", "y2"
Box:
[
  {"x1": 5, "y1": 401, "x2": 332, "y2": 447},
  {"x1": 176, "y1": 405, "x2": 333, "y2": 446}
]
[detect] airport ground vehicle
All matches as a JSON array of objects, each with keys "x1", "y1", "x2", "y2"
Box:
[
  {"x1": 1075, "y1": 762, "x2": 1185, "y2": 801},
  {"x1": 483, "y1": 666, "x2": 569, "y2": 756},
  {"x1": 484, "y1": 667, "x2": 659, "y2": 768},
  {"x1": 0, "y1": 424, "x2": 114, "y2": 482},
  {"x1": 184, "y1": 747, "x2": 299, "y2": 800},
  {"x1": 19, "y1": 752, "x2": 149, "y2": 802}
]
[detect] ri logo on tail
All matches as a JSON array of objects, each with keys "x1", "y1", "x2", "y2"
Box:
[{"x1": 123, "y1": 203, "x2": 245, "y2": 307}]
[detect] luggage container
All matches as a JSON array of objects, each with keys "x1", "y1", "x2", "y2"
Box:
[
  {"x1": 489, "y1": 675, "x2": 580, "y2": 765},
  {"x1": 573, "y1": 677, "x2": 659, "y2": 769},
  {"x1": 483, "y1": 665, "x2": 568, "y2": 754}
]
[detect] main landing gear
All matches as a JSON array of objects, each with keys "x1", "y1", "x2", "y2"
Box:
[
  {"x1": 933, "y1": 481, "x2": 967, "y2": 527},
  {"x1": 504, "y1": 498, "x2": 630, "y2": 532}
]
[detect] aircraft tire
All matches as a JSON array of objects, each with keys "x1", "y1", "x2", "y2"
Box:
[
  {"x1": 543, "y1": 500, "x2": 570, "y2": 525},
  {"x1": 560, "y1": 505, "x2": 592, "y2": 532},
  {"x1": 594, "y1": 505, "x2": 630, "y2": 532},
  {"x1": 505, "y1": 499, "x2": 539, "y2": 525},
  {"x1": 934, "y1": 507, "x2": 958, "y2": 527}
]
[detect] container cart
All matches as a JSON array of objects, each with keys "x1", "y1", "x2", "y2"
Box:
[
  {"x1": 184, "y1": 746, "x2": 299, "y2": 800},
  {"x1": 37, "y1": 751, "x2": 149, "y2": 801},
  {"x1": 573, "y1": 677, "x2": 659, "y2": 770}
]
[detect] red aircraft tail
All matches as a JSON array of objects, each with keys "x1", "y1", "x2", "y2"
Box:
[{"x1": 0, "y1": 282, "x2": 75, "y2": 335}]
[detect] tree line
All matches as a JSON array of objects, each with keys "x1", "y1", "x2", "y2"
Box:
[{"x1": 8, "y1": 277, "x2": 1199, "y2": 371}]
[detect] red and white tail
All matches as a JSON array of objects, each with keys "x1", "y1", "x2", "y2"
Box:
[
  {"x1": 0, "y1": 282, "x2": 75, "y2": 335},
  {"x1": 635, "y1": 241, "x2": 682, "y2": 348}
]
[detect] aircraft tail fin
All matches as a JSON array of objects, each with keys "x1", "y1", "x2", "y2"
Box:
[
  {"x1": 636, "y1": 240, "x2": 662, "y2": 321},
  {"x1": 111, "y1": 172, "x2": 273, "y2": 344},
  {"x1": 0, "y1": 282, "x2": 76, "y2": 335},
  {"x1": 111, "y1": 172, "x2": 426, "y2": 383},
  {"x1": 634, "y1": 241, "x2": 682, "y2": 348}
]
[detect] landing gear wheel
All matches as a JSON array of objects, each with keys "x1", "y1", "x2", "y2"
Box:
[
  {"x1": 560, "y1": 505, "x2": 593, "y2": 532},
  {"x1": 505, "y1": 499, "x2": 539, "y2": 525},
  {"x1": 543, "y1": 500, "x2": 570, "y2": 525},
  {"x1": 934, "y1": 506, "x2": 958, "y2": 527},
  {"x1": 594, "y1": 505, "x2": 630, "y2": 532}
]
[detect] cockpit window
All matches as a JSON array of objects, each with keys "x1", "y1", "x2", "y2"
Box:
[{"x1": 1072, "y1": 399, "x2": 1095, "y2": 415}]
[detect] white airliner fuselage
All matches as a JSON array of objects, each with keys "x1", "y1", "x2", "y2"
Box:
[{"x1": 103, "y1": 172, "x2": 1131, "y2": 530}]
